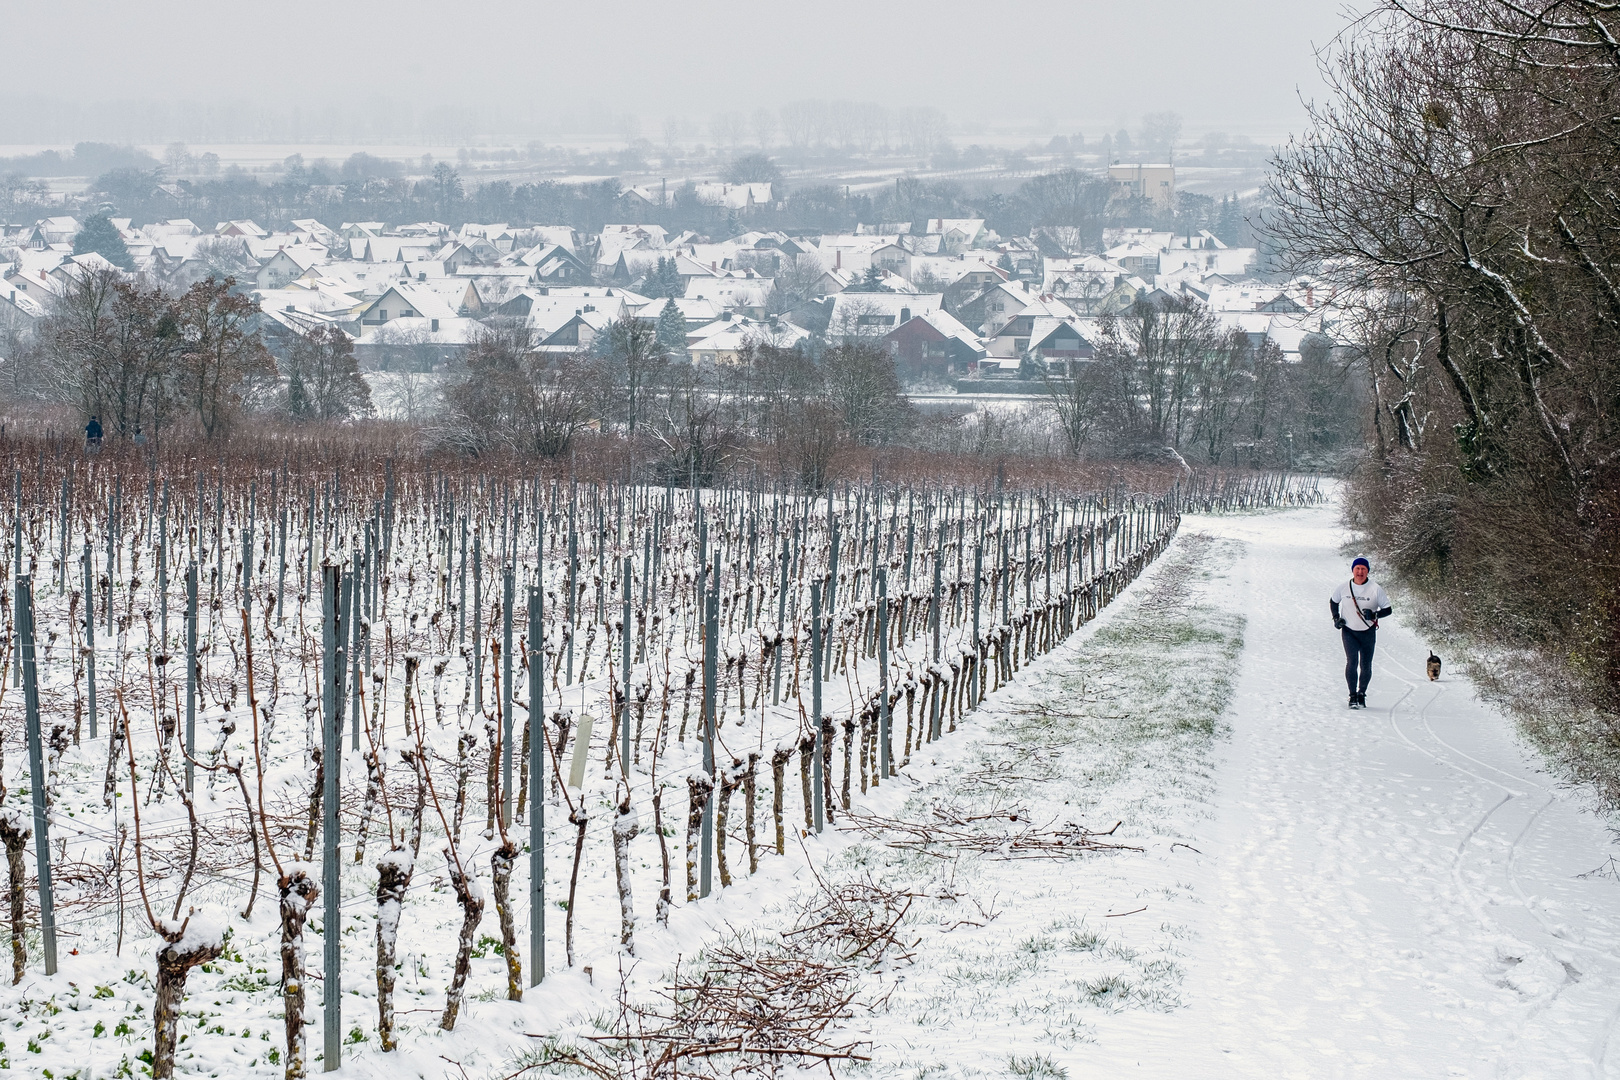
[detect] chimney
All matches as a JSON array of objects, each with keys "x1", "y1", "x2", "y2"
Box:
[
  {"x1": 900, "y1": 306, "x2": 911, "y2": 323},
  {"x1": 835, "y1": 250, "x2": 841, "y2": 270},
  {"x1": 431, "y1": 318, "x2": 439, "y2": 332},
  {"x1": 418, "y1": 271, "x2": 425, "y2": 281}
]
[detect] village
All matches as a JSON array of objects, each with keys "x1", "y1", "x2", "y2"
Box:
[{"x1": 0, "y1": 158, "x2": 1337, "y2": 401}]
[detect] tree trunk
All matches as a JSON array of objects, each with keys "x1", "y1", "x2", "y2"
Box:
[
  {"x1": 302, "y1": 750, "x2": 322, "y2": 862},
  {"x1": 374, "y1": 849, "x2": 411, "y2": 1052},
  {"x1": 440, "y1": 852, "x2": 484, "y2": 1031},
  {"x1": 353, "y1": 748, "x2": 382, "y2": 863},
  {"x1": 279, "y1": 868, "x2": 319, "y2": 1080},
  {"x1": 491, "y1": 840, "x2": 521, "y2": 1000},
  {"x1": 612, "y1": 797, "x2": 639, "y2": 954},
  {"x1": 685, "y1": 772, "x2": 711, "y2": 902},
  {"x1": 377, "y1": 746, "x2": 426, "y2": 1052},
  {"x1": 743, "y1": 752, "x2": 759, "y2": 875},
  {"x1": 797, "y1": 733, "x2": 814, "y2": 831},
  {"x1": 152, "y1": 928, "x2": 224, "y2": 1078},
  {"x1": 715, "y1": 760, "x2": 738, "y2": 888},
  {"x1": 0, "y1": 809, "x2": 29, "y2": 984},
  {"x1": 771, "y1": 743, "x2": 791, "y2": 856},
  {"x1": 565, "y1": 806, "x2": 588, "y2": 966},
  {"x1": 652, "y1": 784, "x2": 672, "y2": 927}
]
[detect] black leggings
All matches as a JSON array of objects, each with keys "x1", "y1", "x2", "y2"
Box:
[{"x1": 1342, "y1": 627, "x2": 1376, "y2": 694}]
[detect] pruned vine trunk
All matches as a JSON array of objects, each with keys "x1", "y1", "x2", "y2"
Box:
[
  {"x1": 279, "y1": 867, "x2": 319, "y2": 1080},
  {"x1": 440, "y1": 851, "x2": 484, "y2": 1031},
  {"x1": 152, "y1": 924, "x2": 224, "y2": 1078},
  {"x1": 612, "y1": 797, "x2": 639, "y2": 954},
  {"x1": 491, "y1": 840, "x2": 521, "y2": 1000}
]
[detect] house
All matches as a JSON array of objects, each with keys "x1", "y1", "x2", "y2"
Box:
[
  {"x1": 870, "y1": 243, "x2": 909, "y2": 274},
  {"x1": 684, "y1": 274, "x2": 774, "y2": 319},
  {"x1": 1156, "y1": 245, "x2": 1257, "y2": 280},
  {"x1": 621, "y1": 184, "x2": 675, "y2": 210},
  {"x1": 353, "y1": 317, "x2": 477, "y2": 369},
  {"x1": 429, "y1": 242, "x2": 484, "y2": 274},
  {"x1": 1043, "y1": 254, "x2": 1129, "y2": 315},
  {"x1": 881, "y1": 308, "x2": 984, "y2": 379},
  {"x1": 825, "y1": 291, "x2": 944, "y2": 339},
  {"x1": 955, "y1": 281, "x2": 1074, "y2": 338},
  {"x1": 494, "y1": 286, "x2": 642, "y2": 328},
  {"x1": 51, "y1": 252, "x2": 122, "y2": 289},
  {"x1": 535, "y1": 307, "x2": 617, "y2": 352},
  {"x1": 1108, "y1": 164, "x2": 1175, "y2": 207},
  {"x1": 816, "y1": 234, "x2": 901, "y2": 274},
  {"x1": 35, "y1": 217, "x2": 81, "y2": 246},
  {"x1": 408, "y1": 277, "x2": 483, "y2": 316},
  {"x1": 0, "y1": 284, "x2": 48, "y2": 331},
  {"x1": 457, "y1": 223, "x2": 516, "y2": 253},
  {"x1": 1023, "y1": 317, "x2": 1097, "y2": 375},
  {"x1": 692, "y1": 182, "x2": 773, "y2": 211},
  {"x1": 216, "y1": 219, "x2": 268, "y2": 239},
  {"x1": 905, "y1": 254, "x2": 1006, "y2": 290},
  {"x1": 356, "y1": 282, "x2": 460, "y2": 327},
  {"x1": 685, "y1": 315, "x2": 810, "y2": 364},
  {"x1": 629, "y1": 295, "x2": 722, "y2": 328},
  {"x1": 255, "y1": 247, "x2": 324, "y2": 291},
  {"x1": 394, "y1": 222, "x2": 450, "y2": 239},
  {"x1": 514, "y1": 226, "x2": 578, "y2": 253},
  {"x1": 924, "y1": 218, "x2": 988, "y2": 253},
  {"x1": 980, "y1": 297, "x2": 1081, "y2": 360},
  {"x1": 1095, "y1": 275, "x2": 1151, "y2": 315},
  {"x1": 519, "y1": 244, "x2": 592, "y2": 284}
]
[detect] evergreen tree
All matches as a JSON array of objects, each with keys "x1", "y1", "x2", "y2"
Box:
[
  {"x1": 1216, "y1": 194, "x2": 1242, "y2": 245},
  {"x1": 73, "y1": 212, "x2": 134, "y2": 271},
  {"x1": 656, "y1": 298, "x2": 688, "y2": 352},
  {"x1": 851, "y1": 265, "x2": 886, "y2": 292}
]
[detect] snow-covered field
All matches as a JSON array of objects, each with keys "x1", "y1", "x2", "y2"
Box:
[{"x1": 4, "y1": 490, "x2": 1616, "y2": 1078}]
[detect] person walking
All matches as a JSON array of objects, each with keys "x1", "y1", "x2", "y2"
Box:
[
  {"x1": 84, "y1": 415, "x2": 104, "y2": 453},
  {"x1": 1331, "y1": 556, "x2": 1392, "y2": 709}
]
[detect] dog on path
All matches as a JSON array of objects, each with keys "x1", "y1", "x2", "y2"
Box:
[{"x1": 1426, "y1": 651, "x2": 1442, "y2": 681}]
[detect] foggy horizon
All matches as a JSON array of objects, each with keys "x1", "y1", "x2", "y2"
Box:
[{"x1": 2, "y1": 0, "x2": 1354, "y2": 147}]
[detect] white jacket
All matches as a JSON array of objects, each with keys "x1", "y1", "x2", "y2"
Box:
[{"x1": 1331, "y1": 578, "x2": 1391, "y2": 631}]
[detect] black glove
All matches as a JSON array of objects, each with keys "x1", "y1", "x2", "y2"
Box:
[
  {"x1": 1360, "y1": 608, "x2": 1376, "y2": 622},
  {"x1": 1333, "y1": 617, "x2": 1345, "y2": 630}
]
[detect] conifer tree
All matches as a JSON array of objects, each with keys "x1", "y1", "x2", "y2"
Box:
[{"x1": 73, "y1": 212, "x2": 135, "y2": 271}]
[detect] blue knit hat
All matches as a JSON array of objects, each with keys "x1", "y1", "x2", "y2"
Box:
[{"x1": 1351, "y1": 557, "x2": 1370, "y2": 571}]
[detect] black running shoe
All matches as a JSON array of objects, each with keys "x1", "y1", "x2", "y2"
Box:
[
  {"x1": 1349, "y1": 693, "x2": 1360, "y2": 708},
  {"x1": 1355, "y1": 692, "x2": 1367, "y2": 708}
]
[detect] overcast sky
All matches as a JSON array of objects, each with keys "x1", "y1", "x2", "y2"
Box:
[{"x1": 3, "y1": 1, "x2": 1357, "y2": 140}]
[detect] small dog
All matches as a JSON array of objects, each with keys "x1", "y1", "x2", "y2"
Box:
[{"x1": 1426, "y1": 652, "x2": 1442, "y2": 681}]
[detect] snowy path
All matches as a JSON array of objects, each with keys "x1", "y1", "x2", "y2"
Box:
[{"x1": 1164, "y1": 504, "x2": 1620, "y2": 1079}]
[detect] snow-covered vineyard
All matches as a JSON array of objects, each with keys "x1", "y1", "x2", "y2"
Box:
[{"x1": 0, "y1": 452, "x2": 1325, "y2": 1077}]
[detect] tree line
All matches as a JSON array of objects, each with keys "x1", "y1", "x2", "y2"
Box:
[
  {"x1": 1269, "y1": 1, "x2": 1620, "y2": 743},
  {"x1": 5, "y1": 270, "x2": 371, "y2": 438},
  {"x1": 1044, "y1": 296, "x2": 1357, "y2": 468},
  {"x1": 0, "y1": 159, "x2": 1256, "y2": 251}
]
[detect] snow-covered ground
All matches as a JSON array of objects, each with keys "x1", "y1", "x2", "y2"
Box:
[{"x1": 5, "y1": 495, "x2": 1616, "y2": 1078}]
